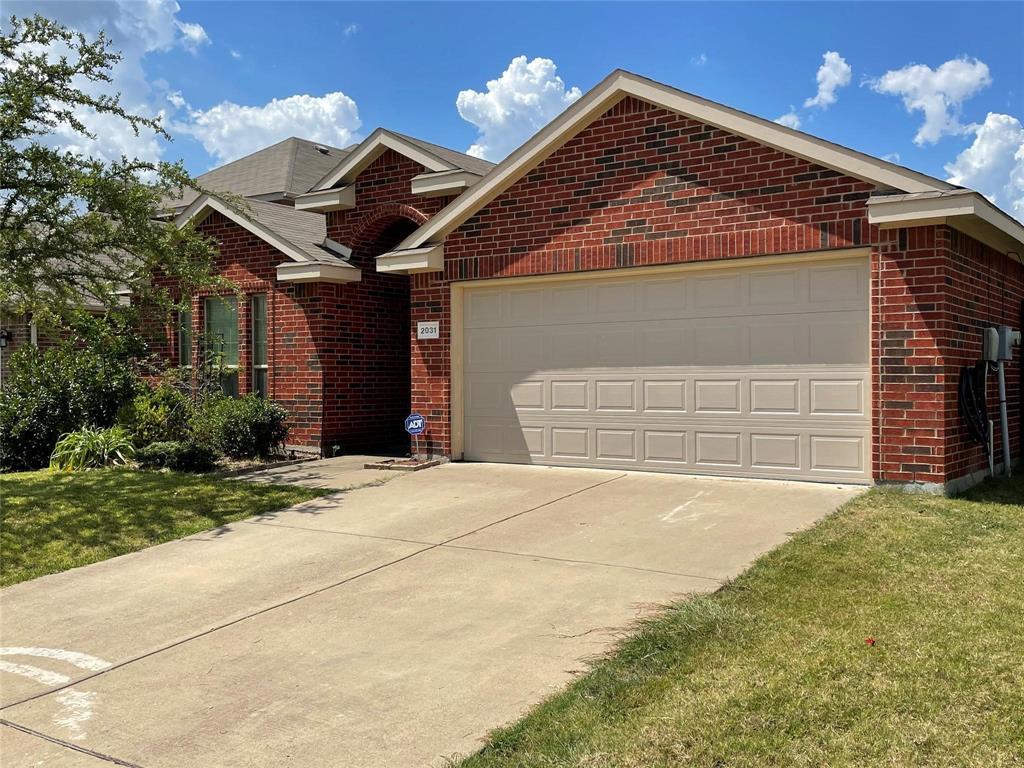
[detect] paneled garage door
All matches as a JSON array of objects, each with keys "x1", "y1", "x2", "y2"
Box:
[{"x1": 461, "y1": 256, "x2": 871, "y2": 482}]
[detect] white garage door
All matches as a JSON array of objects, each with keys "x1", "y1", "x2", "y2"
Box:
[{"x1": 462, "y1": 257, "x2": 870, "y2": 482}]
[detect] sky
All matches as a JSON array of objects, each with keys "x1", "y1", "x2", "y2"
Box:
[{"x1": 7, "y1": 1, "x2": 1024, "y2": 220}]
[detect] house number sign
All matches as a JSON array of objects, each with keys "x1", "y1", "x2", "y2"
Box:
[{"x1": 417, "y1": 321, "x2": 440, "y2": 339}]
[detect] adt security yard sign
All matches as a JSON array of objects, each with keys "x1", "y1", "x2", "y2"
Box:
[
  {"x1": 405, "y1": 413, "x2": 426, "y2": 435},
  {"x1": 405, "y1": 412, "x2": 426, "y2": 457}
]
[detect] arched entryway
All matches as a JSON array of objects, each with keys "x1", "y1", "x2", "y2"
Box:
[{"x1": 323, "y1": 210, "x2": 420, "y2": 456}]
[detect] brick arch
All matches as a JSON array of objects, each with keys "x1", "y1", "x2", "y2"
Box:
[{"x1": 348, "y1": 203, "x2": 430, "y2": 257}]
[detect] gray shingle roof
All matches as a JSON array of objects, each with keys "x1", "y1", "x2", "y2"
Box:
[
  {"x1": 388, "y1": 131, "x2": 495, "y2": 176},
  {"x1": 165, "y1": 137, "x2": 352, "y2": 210},
  {"x1": 235, "y1": 198, "x2": 347, "y2": 263}
]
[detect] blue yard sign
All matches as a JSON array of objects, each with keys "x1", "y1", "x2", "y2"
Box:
[{"x1": 404, "y1": 413, "x2": 426, "y2": 435}]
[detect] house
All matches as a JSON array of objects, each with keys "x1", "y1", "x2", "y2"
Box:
[{"x1": 166, "y1": 70, "x2": 1023, "y2": 492}]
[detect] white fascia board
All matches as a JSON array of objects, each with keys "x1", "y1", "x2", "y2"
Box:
[
  {"x1": 410, "y1": 169, "x2": 482, "y2": 197},
  {"x1": 175, "y1": 195, "x2": 314, "y2": 264},
  {"x1": 322, "y1": 238, "x2": 353, "y2": 259},
  {"x1": 866, "y1": 191, "x2": 978, "y2": 225},
  {"x1": 312, "y1": 129, "x2": 455, "y2": 192},
  {"x1": 276, "y1": 261, "x2": 361, "y2": 284},
  {"x1": 376, "y1": 244, "x2": 444, "y2": 274},
  {"x1": 394, "y1": 70, "x2": 952, "y2": 253},
  {"x1": 293, "y1": 186, "x2": 356, "y2": 212},
  {"x1": 868, "y1": 191, "x2": 1024, "y2": 254}
]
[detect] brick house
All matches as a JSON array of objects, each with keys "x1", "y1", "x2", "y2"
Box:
[{"x1": 167, "y1": 71, "x2": 1023, "y2": 492}]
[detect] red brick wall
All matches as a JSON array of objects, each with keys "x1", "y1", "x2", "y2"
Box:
[
  {"x1": 152, "y1": 149, "x2": 454, "y2": 454},
  {"x1": 323, "y1": 149, "x2": 453, "y2": 453},
  {"x1": 411, "y1": 96, "x2": 878, "y2": 458},
  {"x1": 408, "y1": 96, "x2": 1020, "y2": 488},
  {"x1": 941, "y1": 228, "x2": 1023, "y2": 482},
  {"x1": 187, "y1": 212, "x2": 326, "y2": 447},
  {"x1": 871, "y1": 226, "x2": 948, "y2": 485}
]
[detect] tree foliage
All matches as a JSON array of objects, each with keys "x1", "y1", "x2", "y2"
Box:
[{"x1": 0, "y1": 14, "x2": 223, "y2": 323}]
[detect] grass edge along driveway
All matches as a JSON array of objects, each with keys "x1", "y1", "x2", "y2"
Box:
[
  {"x1": 0, "y1": 468, "x2": 330, "y2": 587},
  {"x1": 456, "y1": 476, "x2": 1024, "y2": 768}
]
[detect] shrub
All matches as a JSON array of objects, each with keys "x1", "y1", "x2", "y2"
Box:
[
  {"x1": 136, "y1": 440, "x2": 218, "y2": 473},
  {"x1": 0, "y1": 340, "x2": 141, "y2": 471},
  {"x1": 117, "y1": 381, "x2": 193, "y2": 447},
  {"x1": 50, "y1": 426, "x2": 136, "y2": 471},
  {"x1": 191, "y1": 395, "x2": 288, "y2": 459}
]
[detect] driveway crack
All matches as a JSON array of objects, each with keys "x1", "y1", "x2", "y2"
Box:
[
  {"x1": 0, "y1": 473, "x2": 625, "y2": 714},
  {"x1": 1, "y1": 718, "x2": 144, "y2": 767}
]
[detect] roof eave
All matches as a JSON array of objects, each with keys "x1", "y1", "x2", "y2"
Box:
[
  {"x1": 175, "y1": 194, "x2": 320, "y2": 265},
  {"x1": 392, "y1": 69, "x2": 954, "y2": 254},
  {"x1": 276, "y1": 261, "x2": 362, "y2": 284},
  {"x1": 867, "y1": 191, "x2": 1024, "y2": 260},
  {"x1": 376, "y1": 244, "x2": 444, "y2": 274},
  {"x1": 294, "y1": 186, "x2": 356, "y2": 212},
  {"x1": 410, "y1": 169, "x2": 484, "y2": 198},
  {"x1": 312, "y1": 129, "x2": 456, "y2": 192}
]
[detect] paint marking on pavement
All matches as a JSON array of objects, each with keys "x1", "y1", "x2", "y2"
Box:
[
  {"x1": 0, "y1": 649, "x2": 113, "y2": 740},
  {"x1": 0, "y1": 648, "x2": 112, "y2": 672},
  {"x1": 53, "y1": 689, "x2": 98, "y2": 740},
  {"x1": 660, "y1": 490, "x2": 708, "y2": 524},
  {"x1": 0, "y1": 661, "x2": 70, "y2": 688}
]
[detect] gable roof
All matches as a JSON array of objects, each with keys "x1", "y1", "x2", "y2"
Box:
[
  {"x1": 164, "y1": 137, "x2": 353, "y2": 210},
  {"x1": 175, "y1": 195, "x2": 355, "y2": 266},
  {"x1": 310, "y1": 128, "x2": 494, "y2": 192},
  {"x1": 384, "y1": 69, "x2": 962, "y2": 257},
  {"x1": 387, "y1": 131, "x2": 495, "y2": 177}
]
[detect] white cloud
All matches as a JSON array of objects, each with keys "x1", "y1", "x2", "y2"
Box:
[
  {"x1": 945, "y1": 112, "x2": 1024, "y2": 221},
  {"x1": 230, "y1": 49, "x2": 242, "y2": 60},
  {"x1": 871, "y1": 57, "x2": 991, "y2": 145},
  {"x1": 343, "y1": 23, "x2": 360, "y2": 37},
  {"x1": 166, "y1": 90, "x2": 187, "y2": 110},
  {"x1": 184, "y1": 93, "x2": 362, "y2": 164},
  {"x1": 804, "y1": 51, "x2": 852, "y2": 109},
  {"x1": 175, "y1": 20, "x2": 210, "y2": 53},
  {"x1": 456, "y1": 56, "x2": 582, "y2": 160},
  {"x1": 6, "y1": 0, "x2": 210, "y2": 164},
  {"x1": 691, "y1": 53, "x2": 707, "y2": 67},
  {"x1": 882, "y1": 152, "x2": 901, "y2": 163},
  {"x1": 775, "y1": 110, "x2": 801, "y2": 129}
]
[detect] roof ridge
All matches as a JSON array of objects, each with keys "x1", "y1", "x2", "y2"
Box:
[
  {"x1": 387, "y1": 129, "x2": 495, "y2": 168},
  {"x1": 197, "y1": 136, "x2": 293, "y2": 181}
]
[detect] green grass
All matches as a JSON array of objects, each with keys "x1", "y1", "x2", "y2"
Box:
[
  {"x1": 0, "y1": 468, "x2": 330, "y2": 587},
  {"x1": 457, "y1": 477, "x2": 1024, "y2": 768}
]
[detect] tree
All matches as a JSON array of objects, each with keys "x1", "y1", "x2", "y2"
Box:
[{"x1": 0, "y1": 14, "x2": 223, "y2": 326}]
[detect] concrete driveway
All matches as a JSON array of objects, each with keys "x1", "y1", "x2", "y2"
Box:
[{"x1": 0, "y1": 461, "x2": 861, "y2": 767}]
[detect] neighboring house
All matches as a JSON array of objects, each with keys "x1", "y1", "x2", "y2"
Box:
[
  {"x1": 0, "y1": 313, "x2": 38, "y2": 388},
  {"x1": 165, "y1": 70, "x2": 1023, "y2": 492}
]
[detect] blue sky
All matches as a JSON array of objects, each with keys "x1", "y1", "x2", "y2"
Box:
[{"x1": 10, "y1": 2, "x2": 1024, "y2": 218}]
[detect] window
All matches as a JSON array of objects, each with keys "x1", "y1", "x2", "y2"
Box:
[
  {"x1": 178, "y1": 308, "x2": 192, "y2": 368},
  {"x1": 251, "y1": 294, "x2": 268, "y2": 397},
  {"x1": 204, "y1": 296, "x2": 239, "y2": 396}
]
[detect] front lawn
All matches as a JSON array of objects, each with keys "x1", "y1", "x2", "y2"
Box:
[
  {"x1": 459, "y1": 477, "x2": 1024, "y2": 768},
  {"x1": 0, "y1": 468, "x2": 330, "y2": 587}
]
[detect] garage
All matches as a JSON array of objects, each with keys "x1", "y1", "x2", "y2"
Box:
[{"x1": 459, "y1": 254, "x2": 871, "y2": 482}]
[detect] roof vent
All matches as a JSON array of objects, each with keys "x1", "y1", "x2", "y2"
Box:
[{"x1": 313, "y1": 144, "x2": 330, "y2": 155}]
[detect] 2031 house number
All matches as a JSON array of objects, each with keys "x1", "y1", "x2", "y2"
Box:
[{"x1": 417, "y1": 320, "x2": 440, "y2": 339}]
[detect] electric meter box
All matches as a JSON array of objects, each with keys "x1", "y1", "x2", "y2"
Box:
[{"x1": 984, "y1": 325, "x2": 1021, "y2": 361}]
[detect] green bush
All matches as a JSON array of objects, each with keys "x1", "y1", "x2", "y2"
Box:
[
  {"x1": 0, "y1": 336, "x2": 141, "y2": 471},
  {"x1": 136, "y1": 440, "x2": 219, "y2": 472},
  {"x1": 117, "y1": 381, "x2": 193, "y2": 447},
  {"x1": 191, "y1": 395, "x2": 288, "y2": 459},
  {"x1": 50, "y1": 426, "x2": 136, "y2": 471}
]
